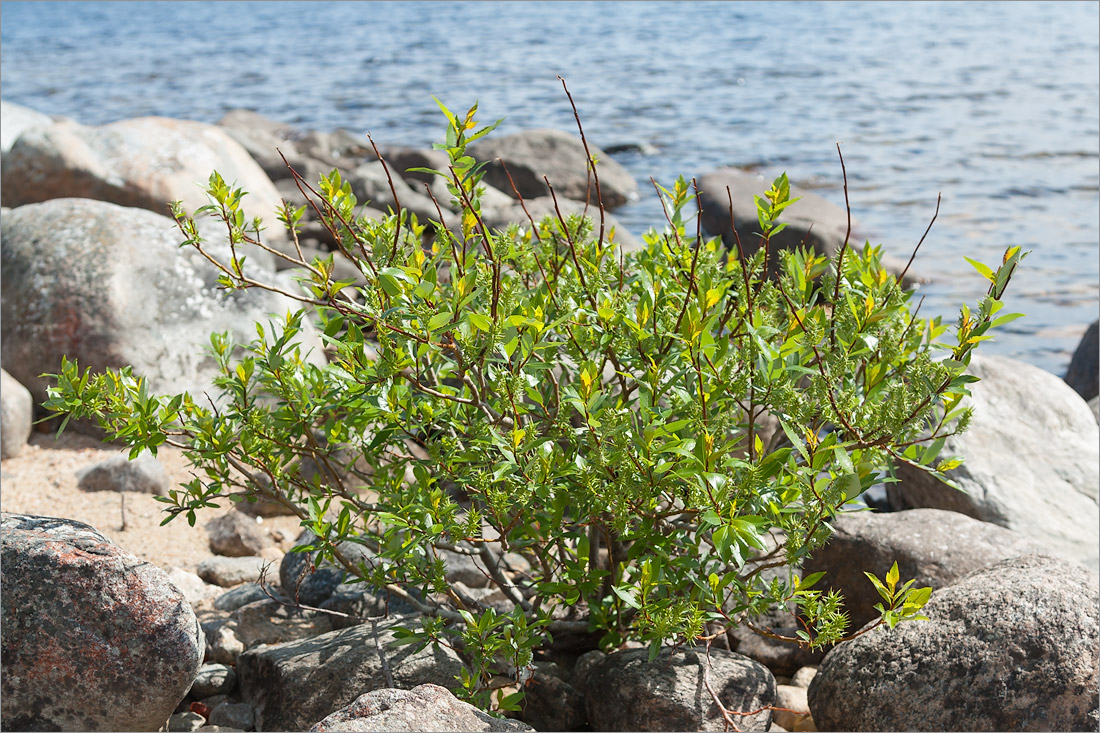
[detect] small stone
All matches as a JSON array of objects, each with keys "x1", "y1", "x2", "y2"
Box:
[
  {"x1": 790, "y1": 666, "x2": 817, "y2": 689},
  {"x1": 206, "y1": 512, "x2": 273, "y2": 557},
  {"x1": 168, "y1": 567, "x2": 222, "y2": 606},
  {"x1": 197, "y1": 556, "x2": 271, "y2": 587},
  {"x1": 0, "y1": 369, "x2": 32, "y2": 459},
  {"x1": 213, "y1": 583, "x2": 271, "y2": 613},
  {"x1": 208, "y1": 702, "x2": 254, "y2": 731},
  {"x1": 167, "y1": 711, "x2": 207, "y2": 732},
  {"x1": 190, "y1": 663, "x2": 237, "y2": 699},
  {"x1": 234, "y1": 598, "x2": 333, "y2": 647},
  {"x1": 773, "y1": 685, "x2": 810, "y2": 732},
  {"x1": 202, "y1": 618, "x2": 245, "y2": 665},
  {"x1": 76, "y1": 452, "x2": 170, "y2": 494}
]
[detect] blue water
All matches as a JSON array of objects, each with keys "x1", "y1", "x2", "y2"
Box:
[{"x1": 2, "y1": 1, "x2": 1097, "y2": 374}]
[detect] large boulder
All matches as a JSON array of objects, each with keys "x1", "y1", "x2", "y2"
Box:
[
  {"x1": 0, "y1": 99, "x2": 56, "y2": 154},
  {"x1": 1, "y1": 116, "x2": 287, "y2": 235},
  {"x1": 576, "y1": 646, "x2": 776, "y2": 731},
  {"x1": 76, "y1": 451, "x2": 170, "y2": 495},
  {"x1": 1, "y1": 368, "x2": 33, "y2": 459},
  {"x1": 1, "y1": 513, "x2": 205, "y2": 731},
  {"x1": 801, "y1": 508, "x2": 1046, "y2": 629},
  {"x1": 1, "y1": 198, "x2": 323, "y2": 427},
  {"x1": 468, "y1": 129, "x2": 639, "y2": 209},
  {"x1": 1064, "y1": 319, "x2": 1098, "y2": 401},
  {"x1": 697, "y1": 168, "x2": 912, "y2": 284},
  {"x1": 807, "y1": 554, "x2": 1099, "y2": 731},
  {"x1": 237, "y1": 617, "x2": 465, "y2": 732},
  {"x1": 887, "y1": 355, "x2": 1100, "y2": 571},
  {"x1": 310, "y1": 684, "x2": 534, "y2": 732}
]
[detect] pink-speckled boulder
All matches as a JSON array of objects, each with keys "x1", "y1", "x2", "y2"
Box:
[{"x1": 0, "y1": 513, "x2": 204, "y2": 731}]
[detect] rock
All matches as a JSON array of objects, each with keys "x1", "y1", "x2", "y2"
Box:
[
  {"x1": 1090, "y1": 395, "x2": 1100, "y2": 423},
  {"x1": 197, "y1": 556, "x2": 271, "y2": 588},
  {"x1": 76, "y1": 451, "x2": 170, "y2": 495},
  {"x1": 807, "y1": 554, "x2": 1099, "y2": 731},
  {"x1": 217, "y1": 109, "x2": 308, "y2": 182},
  {"x1": 310, "y1": 683, "x2": 533, "y2": 732},
  {"x1": 480, "y1": 194, "x2": 641, "y2": 252},
  {"x1": 168, "y1": 711, "x2": 208, "y2": 732},
  {"x1": 1, "y1": 368, "x2": 33, "y2": 459},
  {"x1": 697, "y1": 168, "x2": 912, "y2": 284},
  {"x1": 772, "y1": 685, "x2": 811, "y2": 732},
  {"x1": 727, "y1": 625, "x2": 825, "y2": 678},
  {"x1": 213, "y1": 582, "x2": 272, "y2": 613},
  {"x1": 1064, "y1": 319, "x2": 1098, "y2": 401},
  {"x1": 468, "y1": 129, "x2": 639, "y2": 209},
  {"x1": 206, "y1": 511, "x2": 273, "y2": 557},
  {"x1": 790, "y1": 666, "x2": 817, "y2": 689},
  {"x1": 168, "y1": 567, "x2": 224, "y2": 606},
  {"x1": 238, "y1": 617, "x2": 465, "y2": 732},
  {"x1": 233, "y1": 598, "x2": 334, "y2": 647},
  {"x1": 887, "y1": 355, "x2": 1100, "y2": 571},
  {"x1": 383, "y1": 146, "x2": 451, "y2": 185},
  {"x1": 800, "y1": 508, "x2": 1047, "y2": 629},
  {"x1": 280, "y1": 529, "x2": 376, "y2": 607},
  {"x1": 0, "y1": 99, "x2": 56, "y2": 154},
  {"x1": 196, "y1": 727, "x2": 244, "y2": 733},
  {"x1": 319, "y1": 582, "x2": 420, "y2": 629},
  {"x1": 189, "y1": 663, "x2": 238, "y2": 699},
  {"x1": 577, "y1": 645, "x2": 776, "y2": 731},
  {"x1": 1, "y1": 513, "x2": 204, "y2": 731},
  {"x1": 201, "y1": 618, "x2": 245, "y2": 666},
  {"x1": 516, "y1": 662, "x2": 587, "y2": 732},
  {"x1": 1, "y1": 198, "x2": 323, "y2": 428},
  {"x1": 347, "y1": 160, "x2": 441, "y2": 223},
  {"x1": 208, "y1": 702, "x2": 254, "y2": 731},
  {"x1": 1, "y1": 116, "x2": 287, "y2": 235}
]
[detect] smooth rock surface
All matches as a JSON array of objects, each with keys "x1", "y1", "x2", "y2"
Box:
[
  {"x1": 887, "y1": 355, "x2": 1100, "y2": 571},
  {"x1": 0, "y1": 99, "x2": 56, "y2": 154},
  {"x1": 1, "y1": 368, "x2": 33, "y2": 459},
  {"x1": 238, "y1": 617, "x2": 465, "y2": 732},
  {"x1": 800, "y1": 508, "x2": 1047, "y2": 629},
  {"x1": 310, "y1": 683, "x2": 534, "y2": 732},
  {"x1": 197, "y1": 556, "x2": 270, "y2": 588},
  {"x1": 577, "y1": 646, "x2": 776, "y2": 731},
  {"x1": 206, "y1": 511, "x2": 273, "y2": 557},
  {"x1": 76, "y1": 451, "x2": 170, "y2": 495},
  {"x1": 1, "y1": 513, "x2": 204, "y2": 731},
  {"x1": 807, "y1": 554, "x2": 1099, "y2": 731}
]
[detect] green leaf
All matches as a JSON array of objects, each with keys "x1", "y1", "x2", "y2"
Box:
[{"x1": 468, "y1": 313, "x2": 493, "y2": 332}]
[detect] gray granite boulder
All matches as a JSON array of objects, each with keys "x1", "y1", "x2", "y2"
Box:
[
  {"x1": 238, "y1": 617, "x2": 465, "y2": 731},
  {"x1": 310, "y1": 683, "x2": 534, "y2": 732},
  {"x1": 1064, "y1": 319, "x2": 1098, "y2": 401},
  {"x1": 1, "y1": 367, "x2": 33, "y2": 459},
  {"x1": 887, "y1": 355, "x2": 1099, "y2": 571},
  {"x1": 468, "y1": 128, "x2": 639, "y2": 209},
  {"x1": 1, "y1": 513, "x2": 204, "y2": 731},
  {"x1": 807, "y1": 554, "x2": 1099, "y2": 731},
  {"x1": 801, "y1": 508, "x2": 1047, "y2": 629},
  {"x1": 577, "y1": 646, "x2": 776, "y2": 731},
  {"x1": 76, "y1": 451, "x2": 170, "y2": 495},
  {"x1": 1, "y1": 198, "x2": 323, "y2": 428}
]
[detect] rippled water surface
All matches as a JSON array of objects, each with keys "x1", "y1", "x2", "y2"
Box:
[{"x1": 3, "y1": 1, "x2": 1097, "y2": 373}]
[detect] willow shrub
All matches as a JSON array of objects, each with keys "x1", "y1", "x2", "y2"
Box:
[{"x1": 45, "y1": 99, "x2": 1025, "y2": 711}]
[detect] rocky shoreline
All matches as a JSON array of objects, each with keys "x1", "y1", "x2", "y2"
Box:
[{"x1": 1, "y1": 99, "x2": 1098, "y2": 731}]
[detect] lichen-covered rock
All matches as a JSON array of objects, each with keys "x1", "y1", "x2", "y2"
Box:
[
  {"x1": 76, "y1": 451, "x2": 170, "y2": 495},
  {"x1": 310, "y1": 684, "x2": 534, "y2": 732},
  {"x1": 1, "y1": 513, "x2": 204, "y2": 731},
  {"x1": 1, "y1": 368, "x2": 33, "y2": 459},
  {"x1": 577, "y1": 646, "x2": 776, "y2": 731},
  {"x1": 807, "y1": 554, "x2": 1099, "y2": 731},
  {"x1": 238, "y1": 618, "x2": 464, "y2": 732},
  {"x1": 887, "y1": 355, "x2": 1100, "y2": 571}
]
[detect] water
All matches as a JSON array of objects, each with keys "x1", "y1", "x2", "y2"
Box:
[{"x1": 3, "y1": 1, "x2": 1097, "y2": 374}]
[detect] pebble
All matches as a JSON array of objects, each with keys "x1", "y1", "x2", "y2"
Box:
[{"x1": 189, "y1": 664, "x2": 237, "y2": 699}]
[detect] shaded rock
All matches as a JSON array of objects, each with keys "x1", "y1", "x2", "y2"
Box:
[
  {"x1": 1, "y1": 116, "x2": 287, "y2": 236},
  {"x1": 468, "y1": 128, "x2": 639, "y2": 209},
  {"x1": 516, "y1": 661, "x2": 587, "y2": 732},
  {"x1": 887, "y1": 355, "x2": 1099, "y2": 571},
  {"x1": 800, "y1": 508, "x2": 1047, "y2": 629},
  {"x1": 168, "y1": 711, "x2": 208, "y2": 732},
  {"x1": 0, "y1": 99, "x2": 56, "y2": 154},
  {"x1": 577, "y1": 645, "x2": 776, "y2": 731},
  {"x1": 76, "y1": 451, "x2": 169, "y2": 495},
  {"x1": 310, "y1": 683, "x2": 534, "y2": 732},
  {"x1": 1, "y1": 198, "x2": 323, "y2": 428},
  {"x1": 1090, "y1": 395, "x2": 1099, "y2": 423},
  {"x1": 1064, "y1": 319, "x2": 1098, "y2": 401},
  {"x1": 238, "y1": 617, "x2": 465, "y2": 732},
  {"x1": 347, "y1": 160, "x2": 442, "y2": 223},
  {"x1": 208, "y1": 702, "x2": 254, "y2": 731},
  {"x1": 1, "y1": 368, "x2": 33, "y2": 459},
  {"x1": 697, "y1": 168, "x2": 913, "y2": 284},
  {"x1": 384, "y1": 146, "x2": 451, "y2": 185},
  {"x1": 190, "y1": 664, "x2": 238, "y2": 699},
  {"x1": 206, "y1": 511, "x2": 273, "y2": 557},
  {"x1": 807, "y1": 554, "x2": 1099, "y2": 731},
  {"x1": 319, "y1": 581, "x2": 420, "y2": 629},
  {"x1": 197, "y1": 556, "x2": 270, "y2": 588},
  {"x1": 728, "y1": 625, "x2": 825, "y2": 678},
  {"x1": 773, "y1": 685, "x2": 811, "y2": 732},
  {"x1": 201, "y1": 618, "x2": 245, "y2": 666},
  {"x1": 233, "y1": 598, "x2": 334, "y2": 647},
  {"x1": 213, "y1": 582, "x2": 272, "y2": 613},
  {"x1": 279, "y1": 529, "x2": 376, "y2": 607},
  {"x1": 1, "y1": 513, "x2": 204, "y2": 731}
]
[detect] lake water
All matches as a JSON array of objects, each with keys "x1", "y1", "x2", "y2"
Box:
[{"x1": 2, "y1": 1, "x2": 1097, "y2": 374}]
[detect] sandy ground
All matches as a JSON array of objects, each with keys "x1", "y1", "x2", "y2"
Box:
[{"x1": 0, "y1": 430, "x2": 305, "y2": 573}]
